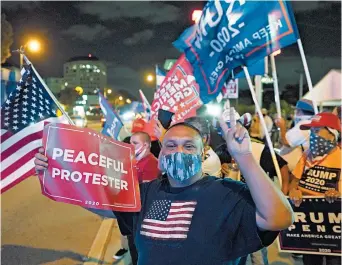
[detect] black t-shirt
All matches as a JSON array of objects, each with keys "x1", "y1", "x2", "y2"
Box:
[{"x1": 113, "y1": 177, "x2": 278, "y2": 265}]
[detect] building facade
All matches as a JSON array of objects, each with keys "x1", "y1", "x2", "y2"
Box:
[
  {"x1": 45, "y1": 77, "x2": 66, "y2": 95},
  {"x1": 63, "y1": 55, "x2": 107, "y2": 95},
  {"x1": 1, "y1": 65, "x2": 20, "y2": 105}
]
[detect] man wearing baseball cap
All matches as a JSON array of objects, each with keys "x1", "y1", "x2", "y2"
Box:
[
  {"x1": 275, "y1": 99, "x2": 316, "y2": 172},
  {"x1": 289, "y1": 112, "x2": 341, "y2": 265}
]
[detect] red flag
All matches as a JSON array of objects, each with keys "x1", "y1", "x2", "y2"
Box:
[{"x1": 151, "y1": 54, "x2": 202, "y2": 123}]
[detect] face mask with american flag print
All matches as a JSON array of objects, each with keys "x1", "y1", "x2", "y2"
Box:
[{"x1": 161, "y1": 152, "x2": 202, "y2": 182}]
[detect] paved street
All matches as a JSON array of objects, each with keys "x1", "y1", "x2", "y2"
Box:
[{"x1": 1, "y1": 120, "x2": 104, "y2": 265}]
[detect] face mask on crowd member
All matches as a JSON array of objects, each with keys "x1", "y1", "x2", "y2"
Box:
[
  {"x1": 299, "y1": 112, "x2": 340, "y2": 159},
  {"x1": 285, "y1": 120, "x2": 311, "y2": 147},
  {"x1": 160, "y1": 124, "x2": 204, "y2": 184},
  {"x1": 293, "y1": 99, "x2": 315, "y2": 125},
  {"x1": 130, "y1": 132, "x2": 151, "y2": 161}
]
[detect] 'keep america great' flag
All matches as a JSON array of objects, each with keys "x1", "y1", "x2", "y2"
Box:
[{"x1": 174, "y1": 0, "x2": 299, "y2": 103}]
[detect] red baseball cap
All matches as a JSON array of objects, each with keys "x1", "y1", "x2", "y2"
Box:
[
  {"x1": 300, "y1": 112, "x2": 341, "y2": 132},
  {"x1": 131, "y1": 118, "x2": 157, "y2": 141},
  {"x1": 131, "y1": 118, "x2": 146, "y2": 134}
]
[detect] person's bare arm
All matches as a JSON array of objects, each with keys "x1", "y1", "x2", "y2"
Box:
[
  {"x1": 275, "y1": 117, "x2": 290, "y2": 146},
  {"x1": 280, "y1": 165, "x2": 291, "y2": 195},
  {"x1": 220, "y1": 109, "x2": 294, "y2": 231},
  {"x1": 236, "y1": 154, "x2": 294, "y2": 231}
]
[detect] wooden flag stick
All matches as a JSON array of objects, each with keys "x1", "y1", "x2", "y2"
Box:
[{"x1": 243, "y1": 66, "x2": 283, "y2": 187}]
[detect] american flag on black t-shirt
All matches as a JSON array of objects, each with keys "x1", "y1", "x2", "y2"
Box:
[{"x1": 140, "y1": 200, "x2": 197, "y2": 240}]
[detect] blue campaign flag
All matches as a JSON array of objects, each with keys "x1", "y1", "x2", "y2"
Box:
[
  {"x1": 98, "y1": 92, "x2": 123, "y2": 140},
  {"x1": 173, "y1": 0, "x2": 299, "y2": 103},
  {"x1": 235, "y1": 58, "x2": 265, "y2": 79}
]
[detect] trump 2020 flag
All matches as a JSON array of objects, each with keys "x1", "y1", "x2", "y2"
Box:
[
  {"x1": 156, "y1": 65, "x2": 166, "y2": 90},
  {"x1": 174, "y1": 0, "x2": 299, "y2": 103},
  {"x1": 99, "y1": 92, "x2": 123, "y2": 140},
  {"x1": 235, "y1": 58, "x2": 266, "y2": 79},
  {"x1": 0, "y1": 65, "x2": 67, "y2": 193}
]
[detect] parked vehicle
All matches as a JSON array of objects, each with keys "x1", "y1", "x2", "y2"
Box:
[{"x1": 72, "y1": 115, "x2": 88, "y2": 128}]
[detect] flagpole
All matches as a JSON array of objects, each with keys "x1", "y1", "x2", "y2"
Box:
[
  {"x1": 270, "y1": 54, "x2": 282, "y2": 119},
  {"x1": 243, "y1": 66, "x2": 283, "y2": 188},
  {"x1": 297, "y1": 39, "x2": 318, "y2": 114},
  {"x1": 23, "y1": 55, "x2": 75, "y2": 125},
  {"x1": 155, "y1": 64, "x2": 158, "y2": 90}
]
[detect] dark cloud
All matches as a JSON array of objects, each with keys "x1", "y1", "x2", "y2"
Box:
[
  {"x1": 76, "y1": 2, "x2": 181, "y2": 24},
  {"x1": 1, "y1": 1, "x2": 41, "y2": 11},
  {"x1": 123, "y1": 29, "x2": 154, "y2": 46},
  {"x1": 62, "y1": 24, "x2": 111, "y2": 42}
]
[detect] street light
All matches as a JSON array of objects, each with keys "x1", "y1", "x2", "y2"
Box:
[
  {"x1": 107, "y1": 89, "x2": 112, "y2": 94},
  {"x1": 126, "y1": 98, "x2": 131, "y2": 104},
  {"x1": 27, "y1": 40, "x2": 41, "y2": 53},
  {"x1": 119, "y1": 96, "x2": 123, "y2": 101},
  {"x1": 17, "y1": 39, "x2": 42, "y2": 68},
  {"x1": 146, "y1": 74, "x2": 154, "y2": 82}
]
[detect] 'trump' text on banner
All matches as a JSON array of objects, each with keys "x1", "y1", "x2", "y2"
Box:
[{"x1": 278, "y1": 197, "x2": 341, "y2": 256}]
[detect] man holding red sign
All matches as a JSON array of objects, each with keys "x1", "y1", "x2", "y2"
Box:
[{"x1": 35, "y1": 108, "x2": 293, "y2": 265}]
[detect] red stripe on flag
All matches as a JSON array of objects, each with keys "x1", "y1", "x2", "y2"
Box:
[
  {"x1": 1, "y1": 168, "x2": 35, "y2": 194},
  {"x1": 1, "y1": 131, "x2": 12, "y2": 143},
  {"x1": 1, "y1": 149, "x2": 38, "y2": 180},
  {"x1": 142, "y1": 222, "x2": 190, "y2": 228},
  {"x1": 1, "y1": 131, "x2": 42, "y2": 161},
  {"x1": 141, "y1": 229, "x2": 188, "y2": 235}
]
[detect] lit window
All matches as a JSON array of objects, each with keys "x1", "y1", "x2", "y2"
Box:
[
  {"x1": 72, "y1": 65, "x2": 77, "y2": 70},
  {"x1": 86, "y1": 64, "x2": 91, "y2": 69}
]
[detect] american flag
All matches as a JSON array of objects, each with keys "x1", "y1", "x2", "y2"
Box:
[
  {"x1": 140, "y1": 200, "x2": 197, "y2": 240},
  {"x1": 1, "y1": 65, "x2": 67, "y2": 193}
]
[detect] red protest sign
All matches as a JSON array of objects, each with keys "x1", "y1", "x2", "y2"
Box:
[
  {"x1": 39, "y1": 123, "x2": 141, "y2": 212},
  {"x1": 151, "y1": 54, "x2": 202, "y2": 123}
]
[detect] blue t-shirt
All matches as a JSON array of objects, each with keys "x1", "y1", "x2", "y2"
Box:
[{"x1": 113, "y1": 176, "x2": 278, "y2": 265}]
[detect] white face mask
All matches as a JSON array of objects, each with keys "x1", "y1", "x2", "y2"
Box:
[
  {"x1": 135, "y1": 145, "x2": 147, "y2": 161},
  {"x1": 294, "y1": 115, "x2": 312, "y2": 125},
  {"x1": 286, "y1": 120, "x2": 310, "y2": 148}
]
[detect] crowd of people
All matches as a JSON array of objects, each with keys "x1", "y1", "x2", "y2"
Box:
[{"x1": 34, "y1": 100, "x2": 341, "y2": 265}]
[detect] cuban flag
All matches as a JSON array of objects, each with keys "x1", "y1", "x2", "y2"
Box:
[{"x1": 98, "y1": 92, "x2": 123, "y2": 140}]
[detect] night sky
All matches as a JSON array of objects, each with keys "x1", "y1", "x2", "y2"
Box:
[{"x1": 2, "y1": 1, "x2": 341, "y2": 101}]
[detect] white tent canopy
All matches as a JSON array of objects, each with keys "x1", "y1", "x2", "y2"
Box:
[{"x1": 303, "y1": 69, "x2": 341, "y2": 106}]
